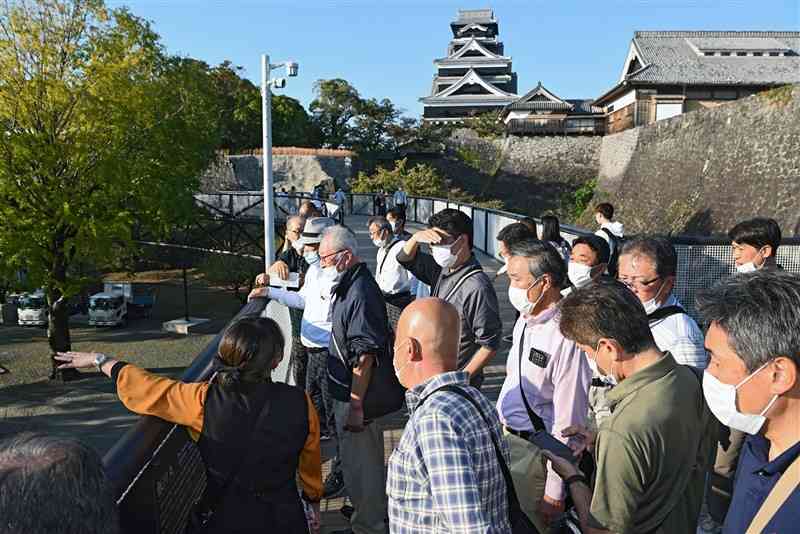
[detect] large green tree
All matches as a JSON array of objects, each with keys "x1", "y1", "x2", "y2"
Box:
[
  {"x1": 0, "y1": 0, "x2": 220, "y2": 378},
  {"x1": 309, "y1": 78, "x2": 361, "y2": 149}
]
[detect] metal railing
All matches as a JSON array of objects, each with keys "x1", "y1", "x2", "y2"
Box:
[{"x1": 349, "y1": 193, "x2": 800, "y2": 320}]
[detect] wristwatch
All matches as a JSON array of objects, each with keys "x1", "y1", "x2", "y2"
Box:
[{"x1": 93, "y1": 353, "x2": 109, "y2": 372}]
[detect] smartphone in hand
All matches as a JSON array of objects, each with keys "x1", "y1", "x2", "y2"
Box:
[{"x1": 531, "y1": 431, "x2": 578, "y2": 463}]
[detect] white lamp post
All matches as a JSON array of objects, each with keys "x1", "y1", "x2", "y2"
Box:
[{"x1": 261, "y1": 54, "x2": 299, "y2": 273}]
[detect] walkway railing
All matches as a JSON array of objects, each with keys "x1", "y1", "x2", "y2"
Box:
[{"x1": 348, "y1": 193, "x2": 800, "y2": 319}]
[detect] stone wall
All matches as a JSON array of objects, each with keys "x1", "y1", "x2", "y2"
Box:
[
  {"x1": 594, "y1": 85, "x2": 800, "y2": 235},
  {"x1": 200, "y1": 152, "x2": 352, "y2": 193}
]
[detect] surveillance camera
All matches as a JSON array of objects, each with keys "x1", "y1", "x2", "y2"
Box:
[
  {"x1": 286, "y1": 61, "x2": 299, "y2": 77},
  {"x1": 272, "y1": 78, "x2": 286, "y2": 89}
]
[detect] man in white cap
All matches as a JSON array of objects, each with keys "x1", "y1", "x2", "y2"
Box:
[{"x1": 249, "y1": 216, "x2": 346, "y2": 498}]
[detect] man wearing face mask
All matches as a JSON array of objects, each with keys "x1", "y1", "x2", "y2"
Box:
[
  {"x1": 387, "y1": 207, "x2": 412, "y2": 241},
  {"x1": 496, "y1": 239, "x2": 591, "y2": 530},
  {"x1": 368, "y1": 216, "x2": 416, "y2": 310},
  {"x1": 697, "y1": 271, "x2": 800, "y2": 534},
  {"x1": 729, "y1": 217, "x2": 782, "y2": 274},
  {"x1": 318, "y1": 225, "x2": 394, "y2": 534},
  {"x1": 563, "y1": 235, "x2": 610, "y2": 296},
  {"x1": 617, "y1": 236, "x2": 707, "y2": 369},
  {"x1": 248, "y1": 217, "x2": 345, "y2": 498},
  {"x1": 542, "y1": 279, "x2": 716, "y2": 534},
  {"x1": 397, "y1": 209, "x2": 502, "y2": 389}
]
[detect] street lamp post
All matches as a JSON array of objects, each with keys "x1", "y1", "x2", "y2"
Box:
[{"x1": 261, "y1": 54, "x2": 299, "y2": 274}]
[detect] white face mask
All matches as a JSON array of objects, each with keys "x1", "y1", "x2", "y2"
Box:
[
  {"x1": 319, "y1": 253, "x2": 345, "y2": 297},
  {"x1": 373, "y1": 237, "x2": 389, "y2": 248},
  {"x1": 291, "y1": 239, "x2": 304, "y2": 253},
  {"x1": 303, "y1": 251, "x2": 319, "y2": 265},
  {"x1": 702, "y1": 362, "x2": 778, "y2": 435},
  {"x1": 568, "y1": 261, "x2": 594, "y2": 288},
  {"x1": 641, "y1": 279, "x2": 667, "y2": 315},
  {"x1": 508, "y1": 278, "x2": 544, "y2": 316},
  {"x1": 389, "y1": 220, "x2": 399, "y2": 233},
  {"x1": 431, "y1": 243, "x2": 458, "y2": 269},
  {"x1": 735, "y1": 248, "x2": 766, "y2": 274},
  {"x1": 589, "y1": 341, "x2": 618, "y2": 386},
  {"x1": 393, "y1": 340, "x2": 410, "y2": 383}
]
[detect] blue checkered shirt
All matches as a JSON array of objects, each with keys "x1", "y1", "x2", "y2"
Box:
[{"x1": 387, "y1": 371, "x2": 512, "y2": 534}]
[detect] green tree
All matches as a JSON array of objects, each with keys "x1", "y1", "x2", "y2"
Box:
[
  {"x1": 350, "y1": 97, "x2": 400, "y2": 153},
  {"x1": 0, "y1": 0, "x2": 220, "y2": 378},
  {"x1": 350, "y1": 158, "x2": 447, "y2": 197},
  {"x1": 199, "y1": 253, "x2": 261, "y2": 304},
  {"x1": 209, "y1": 60, "x2": 261, "y2": 151},
  {"x1": 272, "y1": 94, "x2": 320, "y2": 148},
  {"x1": 309, "y1": 78, "x2": 361, "y2": 149},
  {"x1": 464, "y1": 110, "x2": 506, "y2": 138}
]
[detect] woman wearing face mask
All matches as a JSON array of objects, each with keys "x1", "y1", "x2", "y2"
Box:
[
  {"x1": 728, "y1": 217, "x2": 782, "y2": 274},
  {"x1": 616, "y1": 237, "x2": 708, "y2": 370}
]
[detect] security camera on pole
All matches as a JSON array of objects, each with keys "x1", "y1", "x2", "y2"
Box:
[{"x1": 261, "y1": 55, "x2": 299, "y2": 274}]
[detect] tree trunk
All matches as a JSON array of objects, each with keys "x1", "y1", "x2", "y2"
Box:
[{"x1": 47, "y1": 248, "x2": 79, "y2": 381}]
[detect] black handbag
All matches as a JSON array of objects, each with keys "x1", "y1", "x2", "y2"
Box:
[
  {"x1": 185, "y1": 390, "x2": 273, "y2": 533},
  {"x1": 421, "y1": 385, "x2": 540, "y2": 534}
]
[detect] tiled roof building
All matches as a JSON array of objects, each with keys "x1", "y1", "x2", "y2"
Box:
[
  {"x1": 421, "y1": 9, "x2": 518, "y2": 122},
  {"x1": 595, "y1": 31, "x2": 800, "y2": 133},
  {"x1": 501, "y1": 83, "x2": 605, "y2": 136}
]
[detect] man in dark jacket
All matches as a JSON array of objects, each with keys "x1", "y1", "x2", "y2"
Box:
[{"x1": 319, "y1": 225, "x2": 392, "y2": 534}]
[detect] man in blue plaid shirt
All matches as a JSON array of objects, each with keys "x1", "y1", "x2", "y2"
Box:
[{"x1": 387, "y1": 298, "x2": 512, "y2": 533}]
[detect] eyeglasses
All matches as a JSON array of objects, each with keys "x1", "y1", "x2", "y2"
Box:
[
  {"x1": 319, "y1": 249, "x2": 346, "y2": 265},
  {"x1": 619, "y1": 276, "x2": 661, "y2": 290}
]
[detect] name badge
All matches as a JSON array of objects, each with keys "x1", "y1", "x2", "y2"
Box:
[{"x1": 528, "y1": 348, "x2": 550, "y2": 368}]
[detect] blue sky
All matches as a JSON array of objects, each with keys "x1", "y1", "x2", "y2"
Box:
[{"x1": 109, "y1": 0, "x2": 799, "y2": 118}]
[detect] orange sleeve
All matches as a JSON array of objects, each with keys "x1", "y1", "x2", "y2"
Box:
[
  {"x1": 298, "y1": 392, "x2": 322, "y2": 502},
  {"x1": 116, "y1": 364, "x2": 209, "y2": 435}
]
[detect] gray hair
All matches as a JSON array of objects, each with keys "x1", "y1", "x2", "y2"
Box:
[
  {"x1": 367, "y1": 216, "x2": 391, "y2": 233},
  {"x1": 620, "y1": 236, "x2": 677, "y2": 278},
  {"x1": 0, "y1": 433, "x2": 120, "y2": 534},
  {"x1": 322, "y1": 225, "x2": 358, "y2": 255},
  {"x1": 287, "y1": 215, "x2": 305, "y2": 228},
  {"x1": 697, "y1": 271, "x2": 800, "y2": 372},
  {"x1": 509, "y1": 238, "x2": 566, "y2": 288}
]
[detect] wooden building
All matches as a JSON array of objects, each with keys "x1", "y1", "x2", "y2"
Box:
[
  {"x1": 501, "y1": 83, "x2": 604, "y2": 135},
  {"x1": 421, "y1": 9, "x2": 518, "y2": 122},
  {"x1": 595, "y1": 31, "x2": 800, "y2": 133}
]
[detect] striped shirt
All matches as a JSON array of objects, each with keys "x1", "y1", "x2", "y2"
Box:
[
  {"x1": 387, "y1": 371, "x2": 512, "y2": 534},
  {"x1": 650, "y1": 294, "x2": 708, "y2": 369}
]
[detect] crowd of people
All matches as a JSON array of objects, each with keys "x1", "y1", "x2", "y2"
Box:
[{"x1": 1, "y1": 195, "x2": 798, "y2": 534}]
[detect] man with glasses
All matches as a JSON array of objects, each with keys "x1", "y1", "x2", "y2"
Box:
[
  {"x1": 319, "y1": 225, "x2": 393, "y2": 534},
  {"x1": 397, "y1": 208, "x2": 502, "y2": 389},
  {"x1": 265, "y1": 215, "x2": 308, "y2": 281},
  {"x1": 617, "y1": 236, "x2": 707, "y2": 369},
  {"x1": 368, "y1": 216, "x2": 416, "y2": 310}
]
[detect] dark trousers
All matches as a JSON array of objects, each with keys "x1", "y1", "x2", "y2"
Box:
[
  {"x1": 707, "y1": 426, "x2": 746, "y2": 522},
  {"x1": 306, "y1": 348, "x2": 334, "y2": 435}
]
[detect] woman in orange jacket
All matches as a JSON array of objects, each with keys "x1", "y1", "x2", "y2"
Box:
[{"x1": 57, "y1": 316, "x2": 321, "y2": 534}]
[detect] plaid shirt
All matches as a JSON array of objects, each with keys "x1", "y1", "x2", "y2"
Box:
[{"x1": 387, "y1": 371, "x2": 512, "y2": 534}]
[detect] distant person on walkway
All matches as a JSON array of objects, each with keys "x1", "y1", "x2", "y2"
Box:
[
  {"x1": 697, "y1": 271, "x2": 800, "y2": 534},
  {"x1": 299, "y1": 200, "x2": 322, "y2": 219},
  {"x1": 387, "y1": 206, "x2": 412, "y2": 241},
  {"x1": 618, "y1": 236, "x2": 707, "y2": 369},
  {"x1": 368, "y1": 216, "x2": 416, "y2": 310},
  {"x1": 55, "y1": 317, "x2": 322, "y2": 534},
  {"x1": 729, "y1": 217, "x2": 782, "y2": 273},
  {"x1": 333, "y1": 186, "x2": 347, "y2": 217},
  {"x1": 544, "y1": 279, "x2": 716, "y2": 534},
  {"x1": 250, "y1": 217, "x2": 344, "y2": 500},
  {"x1": 0, "y1": 433, "x2": 120, "y2": 534},
  {"x1": 392, "y1": 186, "x2": 407, "y2": 214},
  {"x1": 397, "y1": 208, "x2": 502, "y2": 389},
  {"x1": 539, "y1": 214, "x2": 571, "y2": 263},
  {"x1": 593, "y1": 203, "x2": 624, "y2": 276},
  {"x1": 388, "y1": 298, "x2": 512, "y2": 533},
  {"x1": 319, "y1": 225, "x2": 394, "y2": 534},
  {"x1": 373, "y1": 192, "x2": 386, "y2": 216},
  {"x1": 498, "y1": 239, "x2": 591, "y2": 530}
]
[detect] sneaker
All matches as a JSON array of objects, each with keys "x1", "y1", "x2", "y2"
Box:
[{"x1": 323, "y1": 470, "x2": 345, "y2": 499}]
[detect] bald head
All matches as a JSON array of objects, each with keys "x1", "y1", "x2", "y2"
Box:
[{"x1": 394, "y1": 298, "x2": 461, "y2": 388}]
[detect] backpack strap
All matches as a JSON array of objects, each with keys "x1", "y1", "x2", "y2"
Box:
[
  {"x1": 378, "y1": 239, "x2": 402, "y2": 276},
  {"x1": 647, "y1": 305, "x2": 687, "y2": 323},
  {"x1": 516, "y1": 323, "x2": 546, "y2": 432},
  {"x1": 434, "y1": 266, "x2": 483, "y2": 301},
  {"x1": 746, "y1": 454, "x2": 800, "y2": 534}
]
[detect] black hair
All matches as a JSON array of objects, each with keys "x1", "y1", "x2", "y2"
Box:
[
  {"x1": 216, "y1": 316, "x2": 285, "y2": 387},
  {"x1": 539, "y1": 215, "x2": 564, "y2": 243},
  {"x1": 519, "y1": 217, "x2": 537, "y2": 235},
  {"x1": 728, "y1": 218, "x2": 782, "y2": 253},
  {"x1": 497, "y1": 222, "x2": 536, "y2": 247},
  {"x1": 387, "y1": 206, "x2": 406, "y2": 223},
  {"x1": 572, "y1": 235, "x2": 611, "y2": 265},
  {"x1": 509, "y1": 238, "x2": 567, "y2": 289},
  {"x1": 429, "y1": 208, "x2": 473, "y2": 249},
  {"x1": 559, "y1": 279, "x2": 657, "y2": 354},
  {"x1": 594, "y1": 202, "x2": 614, "y2": 220}
]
